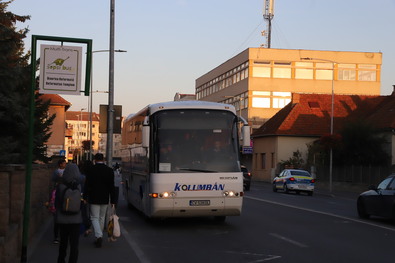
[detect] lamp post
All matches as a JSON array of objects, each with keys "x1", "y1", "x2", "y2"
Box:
[
  {"x1": 301, "y1": 57, "x2": 336, "y2": 193},
  {"x1": 78, "y1": 108, "x2": 86, "y2": 164},
  {"x1": 89, "y1": 49, "x2": 126, "y2": 160},
  {"x1": 107, "y1": 0, "x2": 116, "y2": 166}
]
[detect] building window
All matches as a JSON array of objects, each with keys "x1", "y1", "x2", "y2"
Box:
[
  {"x1": 252, "y1": 67, "x2": 271, "y2": 78},
  {"x1": 252, "y1": 97, "x2": 270, "y2": 108},
  {"x1": 338, "y1": 64, "x2": 356, "y2": 80},
  {"x1": 315, "y1": 62, "x2": 333, "y2": 80},
  {"x1": 273, "y1": 62, "x2": 291, "y2": 79},
  {"x1": 272, "y1": 92, "x2": 291, "y2": 108},
  {"x1": 252, "y1": 91, "x2": 270, "y2": 108},
  {"x1": 261, "y1": 153, "x2": 266, "y2": 169},
  {"x1": 358, "y1": 64, "x2": 376, "y2": 81},
  {"x1": 295, "y1": 62, "x2": 313, "y2": 79},
  {"x1": 271, "y1": 152, "x2": 275, "y2": 168}
]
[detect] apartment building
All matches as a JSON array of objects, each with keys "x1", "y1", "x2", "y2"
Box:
[
  {"x1": 196, "y1": 48, "x2": 382, "y2": 130},
  {"x1": 65, "y1": 111, "x2": 100, "y2": 161}
]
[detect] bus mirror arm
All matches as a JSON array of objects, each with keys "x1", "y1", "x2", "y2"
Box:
[
  {"x1": 238, "y1": 116, "x2": 250, "y2": 147},
  {"x1": 242, "y1": 126, "x2": 250, "y2": 147},
  {"x1": 142, "y1": 116, "x2": 150, "y2": 148},
  {"x1": 142, "y1": 125, "x2": 150, "y2": 148},
  {"x1": 238, "y1": 116, "x2": 248, "y2": 126}
]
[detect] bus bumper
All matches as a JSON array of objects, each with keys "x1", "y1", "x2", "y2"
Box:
[{"x1": 149, "y1": 197, "x2": 243, "y2": 218}]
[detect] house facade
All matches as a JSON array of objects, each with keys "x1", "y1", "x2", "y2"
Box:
[
  {"x1": 41, "y1": 94, "x2": 71, "y2": 158},
  {"x1": 251, "y1": 92, "x2": 395, "y2": 182}
]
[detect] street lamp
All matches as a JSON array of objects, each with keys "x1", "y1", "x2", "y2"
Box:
[
  {"x1": 89, "y1": 49, "x2": 126, "y2": 161},
  {"x1": 301, "y1": 57, "x2": 337, "y2": 193}
]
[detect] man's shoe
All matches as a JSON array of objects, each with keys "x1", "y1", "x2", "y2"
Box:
[
  {"x1": 53, "y1": 239, "x2": 59, "y2": 244},
  {"x1": 94, "y1": 237, "x2": 102, "y2": 248}
]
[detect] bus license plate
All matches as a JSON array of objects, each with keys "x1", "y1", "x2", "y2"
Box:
[{"x1": 189, "y1": 200, "x2": 210, "y2": 206}]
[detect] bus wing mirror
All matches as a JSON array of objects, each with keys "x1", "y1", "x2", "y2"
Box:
[
  {"x1": 242, "y1": 126, "x2": 250, "y2": 147},
  {"x1": 142, "y1": 126, "x2": 150, "y2": 148}
]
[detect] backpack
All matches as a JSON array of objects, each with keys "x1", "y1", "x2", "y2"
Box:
[{"x1": 60, "y1": 180, "x2": 81, "y2": 215}]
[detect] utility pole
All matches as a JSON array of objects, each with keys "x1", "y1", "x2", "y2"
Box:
[{"x1": 106, "y1": 0, "x2": 115, "y2": 166}]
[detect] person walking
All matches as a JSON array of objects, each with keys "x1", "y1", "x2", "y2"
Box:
[
  {"x1": 51, "y1": 158, "x2": 67, "y2": 244},
  {"x1": 83, "y1": 153, "x2": 115, "y2": 248},
  {"x1": 55, "y1": 163, "x2": 83, "y2": 263},
  {"x1": 79, "y1": 160, "x2": 93, "y2": 236}
]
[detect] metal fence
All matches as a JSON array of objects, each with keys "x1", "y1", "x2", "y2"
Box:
[{"x1": 316, "y1": 165, "x2": 393, "y2": 186}]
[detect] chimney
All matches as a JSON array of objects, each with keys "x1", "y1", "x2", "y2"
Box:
[{"x1": 292, "y1": 93, "x2": 300, "y2": 104}]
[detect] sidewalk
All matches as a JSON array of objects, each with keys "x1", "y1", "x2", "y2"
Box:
[{"x1": 27, "y1": 216, "x2": 141, "y2": 263}]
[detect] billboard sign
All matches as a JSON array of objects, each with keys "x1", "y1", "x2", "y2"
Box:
[{"x1": 39, "y1": 44, "x2": 82, "y2": 95}]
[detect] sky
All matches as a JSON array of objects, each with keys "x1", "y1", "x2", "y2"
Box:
[{"x1": 9, "y1": 0, "x2": 395, "y2": 116}]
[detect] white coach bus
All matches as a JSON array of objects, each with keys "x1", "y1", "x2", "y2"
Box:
[{"x1": 121, "y1": 100, "x2": 250, "y2": 221}]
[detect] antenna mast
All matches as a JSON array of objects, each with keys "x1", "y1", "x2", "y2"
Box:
[{"x1": 263, "y1": 0, "x2": 275, "y2": 48}]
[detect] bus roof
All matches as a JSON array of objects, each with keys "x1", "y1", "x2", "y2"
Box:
[
  {"x1": 149, "y1": 100, "x2": 236, "y2": 115},
  {"x1": 126, "y1": 101, "x2": 237, "y2": 120}
]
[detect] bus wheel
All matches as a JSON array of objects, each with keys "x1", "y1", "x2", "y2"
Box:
[{"x1": 214, "y1": 216, "x2": 226, "y2": 223}]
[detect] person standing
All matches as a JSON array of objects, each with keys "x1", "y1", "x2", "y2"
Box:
[
  {"x1": 83, "y1": 153, "x2": 115, "y2": 248},
  {"x1": 52, "y1": 158, "x2": 66, "y2": 184},
  {"x1": 113, "y1": 163, "x2": 122, "y2": 208},
  {"x1": 51, "y1": 158, "x2": 67, "y2": 244},
  {"x1": 55, "y1": 163, "x2": 82, "y2": 263}
]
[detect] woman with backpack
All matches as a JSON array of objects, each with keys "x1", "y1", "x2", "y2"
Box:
[{"x1": 55, "y1": 163, "x2": 83, "y2": 263}]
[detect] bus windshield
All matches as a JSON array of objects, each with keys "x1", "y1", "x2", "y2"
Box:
[{"x1": 153, "y1": 109, "x2": 240, "y2": 173}]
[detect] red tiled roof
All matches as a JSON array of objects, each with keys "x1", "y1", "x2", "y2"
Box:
[
  {"x1": 39, "y1": 94, "x2": 72, "y2": 110},
  {"x1": 252, "y1": 93, "x2": 394, "y2": 137},
  {"x1": 66, "y1": 111, "x2": 100, "y2": 122}
]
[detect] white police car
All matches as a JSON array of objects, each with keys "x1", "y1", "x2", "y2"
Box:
[{"x1": 273, "y1": 169, "x2": 315, "y2": 196}]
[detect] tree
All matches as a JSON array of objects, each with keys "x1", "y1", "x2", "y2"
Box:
[
  {"x1": 336, "y1": 120, "x2": 390, "y2": 166},
  {"x1": 306, "y1": 120, "x2": 390, "y2": 167},
  {"x1": 0, "y1": 1, "x2": 54, "y2": 163},
  {"x1": 279, "y1": 150, "x2": 305, "y2": 170}
]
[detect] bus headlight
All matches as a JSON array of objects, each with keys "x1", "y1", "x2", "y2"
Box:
[
  {"x1": 158, "y1": 191, "x2": 176, "y2": 198},
  {"x1": 222, "y1": 191, "x2": 239, "y2": 197}
]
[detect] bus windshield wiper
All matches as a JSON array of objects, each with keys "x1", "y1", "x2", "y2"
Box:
[{"x1": 178, "y1": 168, "x2": 217, "y2": 173}]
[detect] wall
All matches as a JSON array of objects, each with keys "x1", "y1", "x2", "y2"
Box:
[
  {"x1": 0, "y1": 164, "x2": 53, "y2": 263},
  {"x1": 252, "y1": 136, "x2": 316, "y2": 181}
]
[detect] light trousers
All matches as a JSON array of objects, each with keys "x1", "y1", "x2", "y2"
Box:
[{"x1": 90, "y1": 204, "x2": 108, "y2": 238}]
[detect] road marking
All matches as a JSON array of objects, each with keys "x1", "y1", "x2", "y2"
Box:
[
  {"x1": 249, "y1": 255, "x2": 282, "y2": 262},
  {"x1": 224, "y1": 251, "x2": 281, "y2": 262},
  {"x1": 269, "y1": 233, "x2": 308, "y2": 248},
  {"x1": 120, "y1": 221, "x2": 151, "y2": 263},
  {"x1": 246, "y1": 196, "x2": 395, "y2": 232}
]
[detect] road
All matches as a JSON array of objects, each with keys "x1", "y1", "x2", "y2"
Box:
[{"x1": 116, "y1": 182, "x2": 395, "y2": 263}]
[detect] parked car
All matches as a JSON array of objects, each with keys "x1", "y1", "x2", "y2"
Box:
[
  {"x1": 241, "y1": 165, "x2": 252, "y2": 191},
  {"x1": 357, "y1": 174, "x2": 395, "y2": 222},
  {"x1": 272, "y1": 169, "x2": 315, "y2": 196}
]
